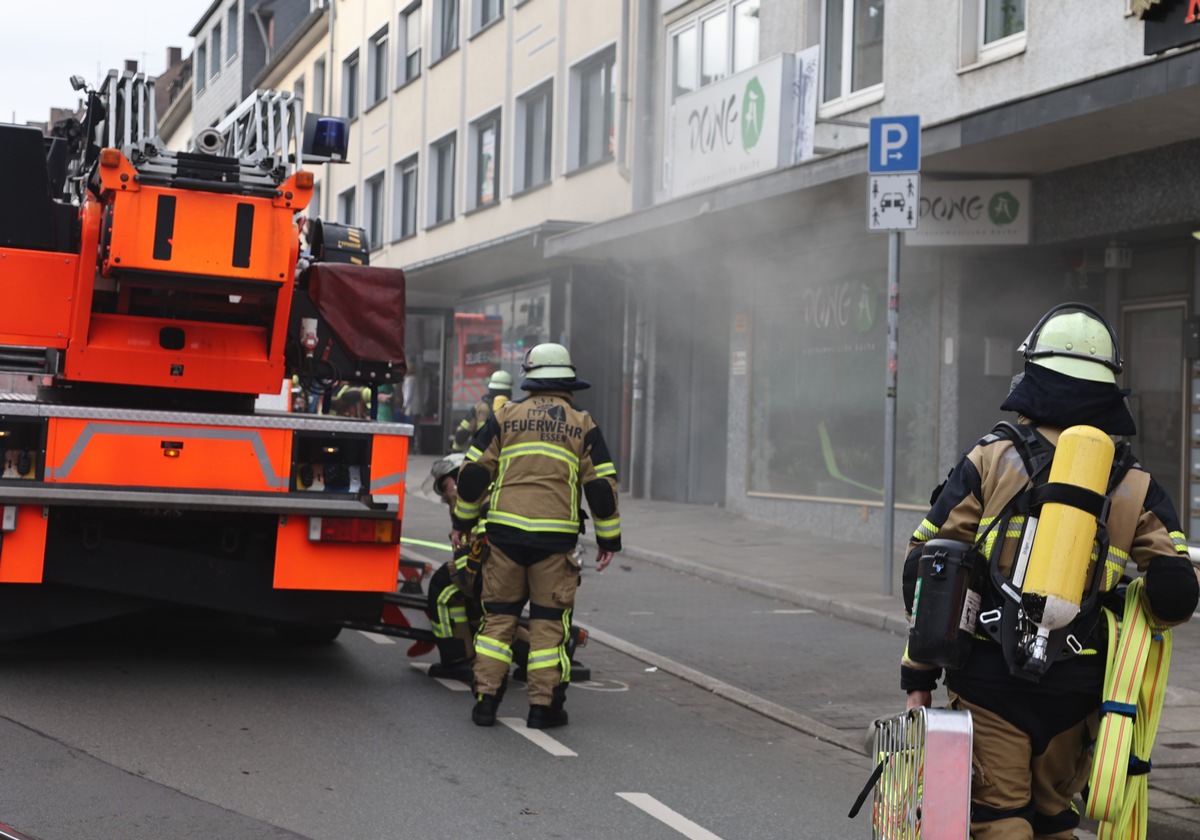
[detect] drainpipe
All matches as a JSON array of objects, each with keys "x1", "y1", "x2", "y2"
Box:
[
  {"x1": 617, "y1": 0, "x2": 631, "y2": 181},
  {"x1": 632, "y1": 0, "x2": 656, "y2": 210}
]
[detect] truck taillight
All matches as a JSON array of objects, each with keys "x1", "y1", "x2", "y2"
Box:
[{"x1": 308, "y1": 516, "x2": 400, "y2": 544}]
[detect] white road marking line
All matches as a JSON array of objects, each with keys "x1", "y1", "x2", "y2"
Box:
[
  {"x1": 771, "y1": 609, "x2": 813, "y2": 614},
  {"x1": 616, "y1": 792, "x2": 725, "y2": 840},
  {"x1": 357, "y1": 630, "x2": 396, "y2": 644},
  {"x1": 408, "y1": 662, "x2": 471, "y2": 691},
  {"x1": 628, "y1": 611, "x2": 655, "y2": 615},
  {"x1": 499, "y1": 718, "x2": 578, "y2": 756}
]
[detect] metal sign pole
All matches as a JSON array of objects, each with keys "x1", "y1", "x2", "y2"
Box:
[{"x1": 882, "y1": 230, "x2": 900, "y2": 597}]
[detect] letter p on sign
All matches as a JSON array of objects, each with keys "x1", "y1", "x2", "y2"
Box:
[{"x1": 868, "y1": 115, "x2": 921, "y2": 174}]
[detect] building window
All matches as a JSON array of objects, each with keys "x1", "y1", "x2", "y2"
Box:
[
  {"x1": 474, "y1": 0, "x2": 503, "y2": 31},
  {"x1": 983, "y1": 0, "x2": 1024, "y2": 44},
  {"x1": 433, "y1": 0, "x2": 459, "y2": 62},
  {"x1": 365, "y1": 172, "x2": 385, "y2": 250},
  {"x1": 399, "y1": 3, "x2": 422, "y2": 85},
  {"x1": 469, "y1": 111, "x2": 500, "y2": 209},
  {"x1": 196, "y1": 42, "x2": 208, "y2": 91},
  {"x1": 430, "y1": 133, "x2": 456, "y2": 224},
  {"x1": 227, "y1": 6, "x2": 239, "y2": 59},
  {"x1": 821, "y1": 0, "x2": 884, "y2": 105},
  {"x1": 572, "y1": 47, "x2": 615, "y2": 170},
  {"x1": 312, "y1": 57, "x2": 326, "y2": 112},
  {"x1": 211, "y1": 22, "x2": 223, "y2": 75},
  {"x1": 393, "y1": 155, "x2": 419, "y2": 239},
  {"x1": 337, "y1": 186, "x2": 356, "y2": 226},
  {"x1": 516, "y1": 82, "x2": 552, "y2": 191},
  {"x1": 668, "y1": 0, "x2": 760, "y2": 103},
  {"x1": 343, "y1": 50, "x2": 360, "y2": 119},
  {"x1": 368, "y1": 26, "x2": 389, "y2": 106}
]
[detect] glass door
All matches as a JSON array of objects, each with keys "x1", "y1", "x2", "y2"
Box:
[{"x1": 1122, "y1": 301, "x2": 1187, "y2": 514}]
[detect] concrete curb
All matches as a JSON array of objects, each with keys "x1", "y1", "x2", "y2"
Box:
[{"x1": 580, "y1": 625, "x2": 868, "y2": 756}]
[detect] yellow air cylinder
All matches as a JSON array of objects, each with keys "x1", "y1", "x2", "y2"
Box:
[{"x1": 1021, "y1": 425, "x2": 1115, "y2": 631}]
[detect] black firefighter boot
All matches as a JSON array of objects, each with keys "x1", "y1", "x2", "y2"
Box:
[
  {"x1": 527, "y1": 683, "x2": 569, "y2": 730},
  {"x1": 471, "y1": 675, "x2": 508, "y2": 727},
  {"x1": 428, "y1": 638, "x2": 474, "y2": 683}
]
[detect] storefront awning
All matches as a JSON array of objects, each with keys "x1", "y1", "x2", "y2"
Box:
[{"x1": 402, "y1": 220, "x2": 585, "y2": 308}]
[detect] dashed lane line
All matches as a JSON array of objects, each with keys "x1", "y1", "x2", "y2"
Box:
[
  {"x1": 617, "y1": 793, "x2": 725, "y2": 840},
  {"x1": 499, "y1": 718, "x2": 578, "y2": 756}
]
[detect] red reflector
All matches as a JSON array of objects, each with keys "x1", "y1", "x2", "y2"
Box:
[{"x1": 312, "y1": 517, "x2": 400, "y2": 544}]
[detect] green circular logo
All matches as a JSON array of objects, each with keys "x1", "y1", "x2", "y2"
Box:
[
  {"x1": 741, "y1": 77, "x2": 765, "y2": 151},
  {"x1": 988, "y1": 191, "x2": 1020, "y2": 226}
]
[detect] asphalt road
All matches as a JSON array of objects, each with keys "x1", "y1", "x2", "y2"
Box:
[{"x1": 0, "y1": 493, "x2": 889, "y2": 840}]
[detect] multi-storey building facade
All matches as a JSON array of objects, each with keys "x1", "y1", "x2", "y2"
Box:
[
  {"x1": 175, "y1": 0, "x2": 1200, "y2": 555},
  {"x1": 545, "y1": 0, "x2": 1200, "y2": 554}
]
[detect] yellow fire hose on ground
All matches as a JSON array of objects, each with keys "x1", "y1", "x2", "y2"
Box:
[{"x1": 1085, "y1": 578, "x2": 1172, "y2": 840}]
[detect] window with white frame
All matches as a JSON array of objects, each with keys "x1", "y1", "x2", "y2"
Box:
[
  {"x1": 668, "y1": 0, "x2": 760, "y2": 104},
  {"x1": 393, "y1": 156, "x2": 419, "y2": 239},
  {"x1": 432, "y1": 0, "x2": 459, "y2": 62},
  {"x1": 399, "y1": 3, "x2": 422, "y2": 85},
  {"x1": 212, "y1": 22, "x2": 223, "y2": 74},
  {"x1": 983, "y1": 0, "x2": 1024, "y2": 43},
  {"x1": 515, "y1": 82, "x2": 552, "y2": 191},
  {"x1": 365, "y1": 172, "x2": 385, "y2": 250},
  {"x1": 469, "y1": 110, "x2": 501, "y2": 209},
  {"x1": 337, "y1": 186, "x2": 356, "y2": 226},
  {"x1": 294, "y1": 75, "x2": 305, "y2": 104},
  {"x1": 960, "y1": 0, "x2": 1025, "y2": 68},
  {"x1": 227, "y1": 6, "x2": 239, "y2": 59},
  {"x1": 312, "y1": 57, "x2": 326, "y2": 112},
  {"x1": 368, "y1": 26, "x2": 389, "y2": 106},
  {"x1": 474, "y1": 0, "x2": 503, "y2": 32},
  {"x1": 821, "y1": 0, "x2": 884, "y2": 106},
  {"x1": 196, "y1": 42, "x2": 208, "y2": 91},
  {"x1": 430, "y1": 133, "x2": 456, "y2": 224},
  {"x1": 571, "y1": 47, "x2": 616, "y2": 170},
  {"x1": 343, "y1": 50, "x2": 360, "y2": 119}
]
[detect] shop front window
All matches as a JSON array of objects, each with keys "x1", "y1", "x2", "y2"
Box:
[
  {"x1": 404, "y1": 312, "x2": 446, "y2": 453},
  {"x1": 747, "y1": 262, "x2": 938, "y2": 504},
  {"x1": 453, "y1": 284, "x2": 552, "y2": 412}
]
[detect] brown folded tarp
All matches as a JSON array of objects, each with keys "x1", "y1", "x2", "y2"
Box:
[{"x1": 307, "y1": 262, "x2": 406, "y2": 371}]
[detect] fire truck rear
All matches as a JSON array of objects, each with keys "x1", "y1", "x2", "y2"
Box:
[{"x1": 0, "y1": 70, "x2": 416, "y2": 644}]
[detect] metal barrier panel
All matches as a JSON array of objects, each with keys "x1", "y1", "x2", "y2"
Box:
[{"x1": 872, "y1": 708, "x2": 972, "y2": 840}]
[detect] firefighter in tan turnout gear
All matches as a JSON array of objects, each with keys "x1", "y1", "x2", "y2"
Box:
[
  {"x1": 451, "y1": 343, "x2": 621, "y2": 729},
  {"x1": 900, "y1": 303, "x2": 1199, "y2": 840},
  {"x1": 450, "y1": 369, "x2": 512, "y2": 452}
]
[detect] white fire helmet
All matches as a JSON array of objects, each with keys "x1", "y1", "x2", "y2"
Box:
[{"x1": 1018, "y1": 303, "x2": 1123, "y2": 384}]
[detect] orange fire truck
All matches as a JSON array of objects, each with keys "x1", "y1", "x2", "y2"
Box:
[{"x1": 0, "y1": 70, "x2": 427, "y2": 644}]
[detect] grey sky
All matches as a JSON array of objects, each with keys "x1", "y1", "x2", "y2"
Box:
[{"x1": 1, "y1": 0, "x2": 214, "y2": 125}]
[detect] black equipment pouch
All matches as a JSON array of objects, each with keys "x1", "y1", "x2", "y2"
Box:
[{"x1": 907, "y1": 539, "x2": 985, "y2": 670}]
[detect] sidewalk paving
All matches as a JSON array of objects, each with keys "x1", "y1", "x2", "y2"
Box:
[{"x1": 405, "y1": 452, "x2": 1200, "y2": 833}]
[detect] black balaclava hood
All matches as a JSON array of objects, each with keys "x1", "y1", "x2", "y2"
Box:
[
  {"x1": 1001, "y1": 361, "x2": 1136, "y2": 436},
  {"x1": 520, "y1": 376, "x2": 591, "y2": 393}
]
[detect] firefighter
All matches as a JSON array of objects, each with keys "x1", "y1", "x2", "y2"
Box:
[
  {"x1": 449, "y1": 369, "x2": 512, "y2": 452},
  {"x1": 452, "y1": 343, "x2": 621, "y2": 729},
  {"x1": 901, "y1": 303, "x2": 1199, "y2": 840}
]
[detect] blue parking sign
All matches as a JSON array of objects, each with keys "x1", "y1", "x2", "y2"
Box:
[{"x1": 868, "y1": 115, "x2": 921, "y2": 174}]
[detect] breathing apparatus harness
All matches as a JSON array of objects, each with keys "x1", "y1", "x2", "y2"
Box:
[{"x1": 977, "y1": 422, "x2": 1135, "y2": 680}]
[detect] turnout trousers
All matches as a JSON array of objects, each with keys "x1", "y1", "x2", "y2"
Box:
[
  {"x1": 473, "y1": 543, "x2": 579, "y2": 706},
  {"x1": 949, "y1": 692, "x2": 1097, "y2": 840}
]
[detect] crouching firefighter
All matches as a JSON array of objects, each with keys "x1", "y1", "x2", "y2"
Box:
[
  {"x1": 901, "y1": 303, "x2": 1199, "y2": 840},
  {"x1": 422, "y1": 454, "x2": 531, "y2": 681}
]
